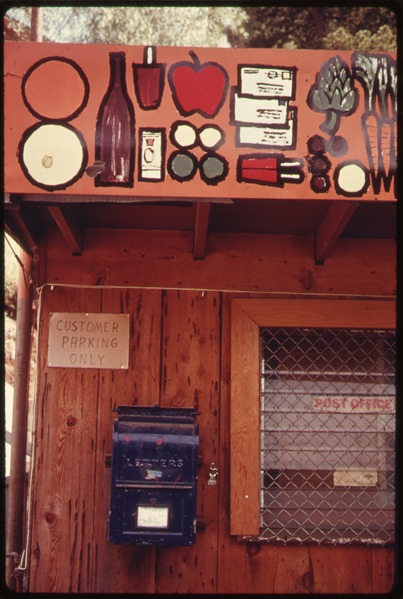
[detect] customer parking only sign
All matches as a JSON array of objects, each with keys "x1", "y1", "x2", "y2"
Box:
[{"x1": 47, "y1": 312, "x2": 130, "y2": 369}]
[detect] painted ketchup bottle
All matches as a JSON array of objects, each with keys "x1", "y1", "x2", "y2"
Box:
[{"x1": 95, "y1": 52, "x2": 135, "y2": 187}]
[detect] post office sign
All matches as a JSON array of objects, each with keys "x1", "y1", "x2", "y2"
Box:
[
  {"x1": 48, "y1": 312, "x2": 130, "y2": 369},
  {"x1": 312, "y1": 395, "x2": 395, "y2": 413}
]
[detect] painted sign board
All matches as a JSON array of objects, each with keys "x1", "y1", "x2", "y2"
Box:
[
  {"x1": 4, "y1": 42, "x2": 397, "y2": 201},
  {"x1": 47, "y1": 312, "x2": 130, "y2": 369}
]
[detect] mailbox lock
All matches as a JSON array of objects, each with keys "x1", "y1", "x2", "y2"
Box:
[{"x1": 208, "y1": 463, "x2": 219, "y2": 486}]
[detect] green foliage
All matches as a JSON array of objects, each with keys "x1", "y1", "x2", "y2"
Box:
[
  {"x1": 323, "y1": 25, "x2": 397, "y2": 52},
  {"x1": 228, "y1": 7, "x2": 320, "y2": 49},
  {"x1": 4, "y1": 6, "x2": 247, "y2": 47},
  {"x1": 4, "y1": 6, "x2": 396, "y2": 51},
  {"x1": 4, "y1": 237, "x2": 19, "y2": 319},
  {"x1": 4, "y1": 7, "x2": 31, "y2": 40},
  {"x1": 231, "y1": 6, "x2": 397, "y2": 51}
]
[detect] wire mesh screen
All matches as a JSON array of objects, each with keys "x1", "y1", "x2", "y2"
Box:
[{"x1": 259, "y1": 327, "x2": 396, "y2": 545}]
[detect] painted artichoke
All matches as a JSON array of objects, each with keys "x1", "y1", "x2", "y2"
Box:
[{"x1": 307, "y1": 56, "x2": 358, "y2": 135}]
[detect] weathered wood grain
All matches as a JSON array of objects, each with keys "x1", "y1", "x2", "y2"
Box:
[
  {"x1": 219, "y1": 293, "x2": 395, "y2": 593},
  {"x1": 233, "y1": 298, "x2": 396, "y2": 329},
  {"x1": 229, "y1": 297, "x2": 395, "y2": 539},
  {"x1": 44, "y1": 227, "x2": 396, "y2": 297},
  {"x1": 29, "y1": 285, "x2": 102, "y2": 592},
  {"x1": 91, "y1": 288, "x2": 161, "y2": 593},
  {"x1": 370, "y1": 546, "x2": 395, "y2": 594},
  {"x1": 308, "y1": 544, "x2": 373, "y2": 594},
  {"x1": 29, "y1": 268, "x2": 395, "y2": 592},
  {"x1": 156, "y1": 290, "x2": 220, "y2": 593},
  {"x1": 230, "y1": 299, "x2": 260, "y2": 535}
]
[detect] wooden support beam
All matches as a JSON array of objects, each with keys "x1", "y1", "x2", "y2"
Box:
[
  {"x1": 18, "y1": 193, "x2": 232, "y2": 205},
  {"x1": 47, "y1": 206, "x2": 83, "y2": 255},
  {"x1": 44, "y1": 228, "x2": 396, "y2": 296},
  {"x1": 193, "y1": 202, "x2": 211, "y2": 260},
  {"x1": 315, "y1": 201, "x2": 358, "y2": 264}
]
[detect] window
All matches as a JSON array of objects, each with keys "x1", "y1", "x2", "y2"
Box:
[
  {"x1": 260, "y1": 327, "x2": 395, "y2": 544},
  {"x1": 230, "y1": 299, "x2": 396, "y2": 545}
]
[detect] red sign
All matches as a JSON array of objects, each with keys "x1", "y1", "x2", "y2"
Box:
[
  {"x1": 313, "y1": 395, "x2": 395, "y2": 413},
  {"x1": 4, "y1": 42, "x2": 397, "y2": 201}
]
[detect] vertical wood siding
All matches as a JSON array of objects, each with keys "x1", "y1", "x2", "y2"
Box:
[
  {"x1": 28, "y1": 232, "x2": 395, "y2": 593},
  {"x1": 156, "y1": 290, "x2": 220, "y2": 593},
  {"x1": 29, "y1": 285, "x2": 102, "y2": 592},
  {"x1": 92, "y1": 288, "x2": 160, "y2": 593}
]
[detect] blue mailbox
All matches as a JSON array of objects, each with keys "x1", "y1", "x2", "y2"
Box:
[{"x1": 108, "y1": 405, "x2": 199, "y2": 545}]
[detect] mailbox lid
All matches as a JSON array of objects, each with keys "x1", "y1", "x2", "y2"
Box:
[
  {"x1": 112, "y1": 406, "x2": 199, "y2": 485},
  {"x1": 114, "y1": 405, "x2": 198, "y2": 423}
]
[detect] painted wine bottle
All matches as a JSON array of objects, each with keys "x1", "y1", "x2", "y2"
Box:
[{"x1": 95, "y1": 52, "x2": 135, "y2": 187}]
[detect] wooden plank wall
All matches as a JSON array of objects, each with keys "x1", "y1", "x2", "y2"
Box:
[
  {"x1": 43, "y1": 228, "x2": 396, "y2": 296},
  {"x1": 27, "y1": 227, "x2": 395, "y2": 594}
]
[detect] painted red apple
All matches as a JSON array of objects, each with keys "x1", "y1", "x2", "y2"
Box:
[{"x1": 168, "y1": 51, "x2": 229, "y2": 118}]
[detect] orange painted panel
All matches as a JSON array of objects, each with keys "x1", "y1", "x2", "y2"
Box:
[{"x1": 4, "y1": 42, "x2": 396, "y2": 201}]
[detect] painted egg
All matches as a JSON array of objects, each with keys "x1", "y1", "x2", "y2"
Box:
[{"x1": 171, "y1": 122, "x2": 197, "y2": 148}]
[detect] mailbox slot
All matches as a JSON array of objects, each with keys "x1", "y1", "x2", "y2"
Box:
[{"x1": 108, "y1": 406, "x2": 199, "y2": 545}]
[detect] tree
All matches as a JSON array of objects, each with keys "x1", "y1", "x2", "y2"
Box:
[
  {"x1": 4, "y1": 6, "x2": 247, "y2": 46},
  {"x1": 4, "y1": 5, "x2": 396, "y2": 51},
  {"x1": 227, "y1": 5, "x2": 397, "y2": 51}
]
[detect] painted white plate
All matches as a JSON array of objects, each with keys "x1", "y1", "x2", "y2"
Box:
[{"x1": 20, "y1": 123, "x2": 87, "y2": 189}]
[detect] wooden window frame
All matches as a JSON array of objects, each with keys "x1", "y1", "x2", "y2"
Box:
[{"x1": 230, "y1": 298, "x2": 396, "y2": 537}]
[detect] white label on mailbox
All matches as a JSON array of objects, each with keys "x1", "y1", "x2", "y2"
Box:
[
  {"x1": 137, "y1": 506, "x2": 169, "y2": 529},
  {"x1": 48, "y1": 312, "x2": 130, "y2": 369}
]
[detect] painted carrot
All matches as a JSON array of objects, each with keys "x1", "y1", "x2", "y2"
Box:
[
  {"x1": 380, "y1": 119, "x2": 395, "y2": 193},
  {"x1": 392, "y1": 117, "x2": 397, "y2": 197},
  {"x1": 362, "y1": 112, "x2": 396, "y2": 195},
  {"x1": 361, "y1": 111, "x2": 382, "y2": 193}
]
